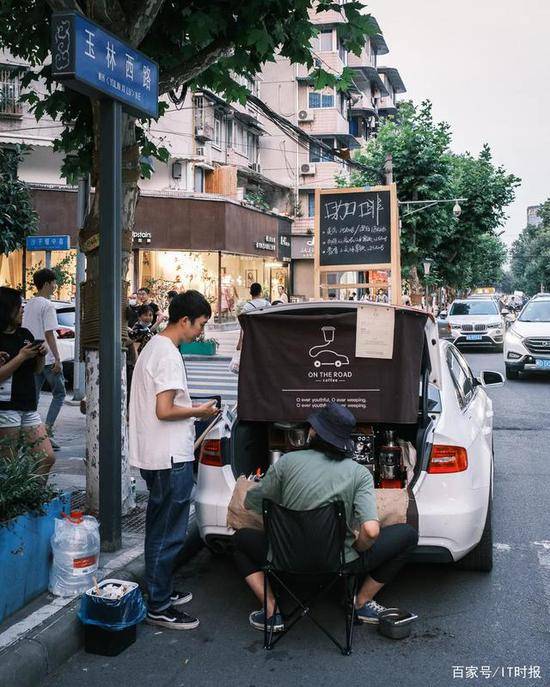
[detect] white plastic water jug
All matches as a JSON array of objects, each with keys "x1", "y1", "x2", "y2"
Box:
[{"x1": 49, "y1": 511, "x2": 100, "y2": 597}]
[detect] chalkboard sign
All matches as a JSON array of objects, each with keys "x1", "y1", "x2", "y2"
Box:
[{"x1": 318, "y1": 189, "x2": 391, "y2": 267}]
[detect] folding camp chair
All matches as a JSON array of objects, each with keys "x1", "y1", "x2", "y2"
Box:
[{"x1": 262, "y1": 499, "x2": 358, "y2": 656}]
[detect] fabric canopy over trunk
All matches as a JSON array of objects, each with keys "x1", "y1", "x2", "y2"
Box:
[{"x1": 238, "y1": 307, "x2": 428, "y2": 424}]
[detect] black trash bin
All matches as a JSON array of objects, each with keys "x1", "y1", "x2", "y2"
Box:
[{"x1": 78, "y1": 579, "x2": 146, "y2": 656}]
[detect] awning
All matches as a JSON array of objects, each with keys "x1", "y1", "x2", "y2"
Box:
[
  {"x1": 370, "y1": 18, "x2": 389, "y2": 55},
  {"x1": 377, "y1": 67, "x2": 407, "y2": 94},
  {"x1": 350, "y1": 66, "x2": 389, "y2": 97}
]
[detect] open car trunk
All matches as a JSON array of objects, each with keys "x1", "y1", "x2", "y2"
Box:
[{"x1": 231, "y1": 303, "x2": 440, "y2": 526}]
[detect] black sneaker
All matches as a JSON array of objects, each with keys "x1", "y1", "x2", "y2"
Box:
[
  {"x1": 146, "y1": 606, "x2": 200, "y2": 630},
  {"x1": 170, "y1": 591, "x2": 193, "y2": 607}
]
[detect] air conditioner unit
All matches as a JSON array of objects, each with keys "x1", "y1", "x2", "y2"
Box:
[
  {"x1": 301, "y1": 163, "x2": 316, "y2": 175},
  {"x1": 298, "y1": 109, "x2": 314, "y2": 122},
  {"x1": 171, "y1": 160, "x2": 183, "y2": 179}
]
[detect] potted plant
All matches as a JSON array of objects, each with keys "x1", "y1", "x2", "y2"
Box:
[
  {"x1": 0, "y1": 441, "x2": 70, "y2": 623},
  {"x1": 179, "y1": 331, "x2": 219, "y2": 356}
]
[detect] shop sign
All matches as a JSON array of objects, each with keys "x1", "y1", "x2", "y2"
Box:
[
  {"x1": 51, "y1": 11, "x2": 159, "y2": 118},
  {"x1": 132, "y1": 231, "x2": 152, "y2": 244},
  {"x1": 26, "y1": 235, "x2": 70, "y2": 251},
  {"x1": 291, "y1": 235, "x2": 315, "y2": 260},
  {"x1": 278, "y1": 233, "x2": 291, "y2": 263},
  {"x1": 254, "y1": 235, "x2": 277, "y2": 252}
]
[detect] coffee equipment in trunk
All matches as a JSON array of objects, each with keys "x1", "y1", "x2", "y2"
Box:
[{"x1": 377, "y1": 430, "x2": 405, "y2": 488}]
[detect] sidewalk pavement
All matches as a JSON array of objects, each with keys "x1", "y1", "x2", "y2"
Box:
[
  {"x1": 0, "y1": 387, "x2": 204, "y2": 687},
  {"x1": 0, "y1": 332, "x2": 237, "y2": 686}
]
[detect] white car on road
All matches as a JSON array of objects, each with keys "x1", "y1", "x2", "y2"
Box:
[
  {"x1": 443, "y1": 298, "x2": 504, "y2": 351},
  {"x1": 504, "y1": 296, "x2": 550, "y2": 379},
  {"x1": 194, "y1": 302, "x2": 504, "y2": 572}
]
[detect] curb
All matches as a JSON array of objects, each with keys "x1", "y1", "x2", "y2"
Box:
[{"x1": 0, "y1": 521, "x2": 203, "y2": 687}]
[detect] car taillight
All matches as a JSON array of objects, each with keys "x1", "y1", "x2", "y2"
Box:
[
  {"x1": 199, "y1": 439, "x2": 223, "y2": 467},
  {"x1": 428, "y1": 445, "x2": 468, "y2": 474},
  {"x1": 57, "y1": 327, "x2": 75, "y2": 339}
]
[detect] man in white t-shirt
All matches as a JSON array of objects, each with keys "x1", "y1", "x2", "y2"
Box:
[
  {"x1": 236, "y1": 282, "x2": 271, "y2": 351},
  {"x1": 22, "y1": 268, "x2": 65, "y2": 448},
  {"x1": 129, "y1": 290, "x2": 218, "y2": 631}
]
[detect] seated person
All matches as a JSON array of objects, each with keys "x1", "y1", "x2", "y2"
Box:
[{"x1": 233, "y1": 402, "x2": 418, "y2": 632}]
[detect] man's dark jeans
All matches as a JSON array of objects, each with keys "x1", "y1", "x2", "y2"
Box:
[{"x1": 140, "y1": 461, "x2": 194, "y2": 612}]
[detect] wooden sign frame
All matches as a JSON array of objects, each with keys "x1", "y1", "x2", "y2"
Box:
[{"x1": 314, "y1": 184, "x2": 402, "y2": 304}]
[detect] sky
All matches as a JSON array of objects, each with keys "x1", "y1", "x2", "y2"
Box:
[{"x1": 368, "y1": 0, "x2": 550, "y2": 246}]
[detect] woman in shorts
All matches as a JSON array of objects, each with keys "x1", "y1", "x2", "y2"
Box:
[{"x1": 0, "y1": 287, "x2": 55, "y2": 479}]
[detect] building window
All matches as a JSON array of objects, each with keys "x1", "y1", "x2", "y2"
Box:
[
  {"x1": 317, "y1": 29, "x2": 333, "y2": 52},
  {"x1": 226, "y1": 119, "x2": 233, "y2": 148},
  {"x1": 194, "y1": 166, "x2": 204, "y2": 193},
  {"x1": 308, "y1": 88, "x2": 334, "y2": 109},
  {"x1": 307, "y1": 192, "x2": 315, "y2": 217},
  {"x1": 213, "y1": 114, "x2": 222, "y2": 148},
  {"x1": 0, "y1": 66, "x2": 22, "y2": 118},
  {"x1": 247, "y1": 132, "x2": 258, "y2": 164},
  {"x1": 235, "y1": 123, "x2": 244, "y2": 154},
  {"x1": 309, "y1": 137, "x2": 335, "y2": 163},
  {"x1": 338, "y1": 38, "x2": 347, "y2": 65},
  {"x1": 193, "y1": 95, "x2": 204, "y2": 128}
]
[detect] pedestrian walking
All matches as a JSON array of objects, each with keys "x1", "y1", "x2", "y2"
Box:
[
  {"x1": 0, "y1": 287, "x2": 55, "y2": 480},
  {"x1": 129, "y1": 290, "x2": 219, "y2": 630},
  {"x1": 236, "y1": 283, "x2": 271, "y2": 351},
  {"x1": 22, "y1": 268, "x2": 65, "y2": 450}
]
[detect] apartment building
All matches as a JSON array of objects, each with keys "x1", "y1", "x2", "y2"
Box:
[
  {"x1": 0, "y1": 6, "x2": 405, "y2": 305},
  {"x1": 0, "y1": 53, "x2": 292, "y2": 314},
  {"x1": 258, "y1": 10, "x2": 406, "y2": 296}
]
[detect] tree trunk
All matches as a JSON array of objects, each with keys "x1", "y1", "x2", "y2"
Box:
[{"x1": 81, "y1": 106, "x2": 140, "y2": 515}]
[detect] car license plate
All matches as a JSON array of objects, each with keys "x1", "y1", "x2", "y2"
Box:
[
  {"x1": 466, "y1": 334, "x2": 482, "y2": 341},
  {"x1": 535, "y1": 359, "x2": 550, "y2": 369}
]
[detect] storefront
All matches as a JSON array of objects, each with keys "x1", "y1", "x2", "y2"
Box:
[
  {"x1": 129, "y1": 193, "x2": 292, "y2": 320},
  {"x1": 19, "y1": 187, "x2": 292, "y2": 319},
  {"x1": 0, "y1": 187, "x2": 78, "y2": 301}
]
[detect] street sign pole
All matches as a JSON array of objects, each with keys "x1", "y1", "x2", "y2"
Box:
[
  {"x1": 98, "y1": 99, "x2": 122, "y2": 551},
  {"x1": 51, "y1": 10, "x2": 159, "y2": 552}
]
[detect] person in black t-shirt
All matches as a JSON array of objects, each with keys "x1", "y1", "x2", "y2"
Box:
[{"x1": 0, "y1": 287, "x2": 55, "y2": 479}]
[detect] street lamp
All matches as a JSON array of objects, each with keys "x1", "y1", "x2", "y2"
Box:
[{"x1": 423, "y1": 258, "x2": 434, "y2": 312}]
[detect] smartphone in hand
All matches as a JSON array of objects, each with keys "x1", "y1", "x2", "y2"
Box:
[{"x1": 31, "y1": 339, "x2": 45, "y2": 349}]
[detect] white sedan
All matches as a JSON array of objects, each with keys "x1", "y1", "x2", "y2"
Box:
[{"x1": 194, "y1": 303, "x2": 503, "y2": 572}]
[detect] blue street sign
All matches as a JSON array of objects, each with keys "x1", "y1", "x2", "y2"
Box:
[
  {"x1": 26, "y1": 235, "x2": 71, "y2": 251},
  {"x1": 51, "y1": 12, "x2": 159, "y2": 118}
]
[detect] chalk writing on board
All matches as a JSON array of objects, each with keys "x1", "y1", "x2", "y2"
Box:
[{"x1": 318, "y1": 190, "x2": 392, "y2": 267}]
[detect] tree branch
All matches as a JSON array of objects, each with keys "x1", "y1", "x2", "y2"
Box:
[
  {"x1": 127, "y1": 0, "x2": 167, "y2": 47},
  {"x1": 87, "y1": 0, "x2": 128, "y2": 39},
  {"x1": 159, "y1": 37, "x2": 234, "y2": 94}
]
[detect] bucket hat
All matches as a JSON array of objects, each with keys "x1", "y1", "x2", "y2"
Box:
[{"x1": 307, "y1": 402, "x2": 356, "y2": 453}]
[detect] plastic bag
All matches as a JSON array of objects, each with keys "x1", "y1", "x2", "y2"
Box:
[
  {"x1": 228, "y1": 349, "x2": 240, "y2": 375},
  {"x1": 49, "y1": 512, "x2": 101, "y2": 597},
  {"x1": 78, "y1": 579, "x2": 146, "y2": 630}
]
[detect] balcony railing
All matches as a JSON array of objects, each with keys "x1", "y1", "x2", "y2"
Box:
[{"x1": 0, "y1": 68, "x2": 23, "y2": 118}]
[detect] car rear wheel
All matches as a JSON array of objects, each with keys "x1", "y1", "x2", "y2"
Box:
[
  {"x1": 455, "y1": 497, "x2": 493, "y2": 572},
  {"x1": 505, "y1": 365, "x2": 520, "y2": 380}
]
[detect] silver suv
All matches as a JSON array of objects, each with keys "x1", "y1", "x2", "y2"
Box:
[{"x1": 442, "y1": 299, "x2": 504, "y2": 351}]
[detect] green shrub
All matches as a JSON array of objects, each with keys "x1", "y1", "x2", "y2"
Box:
[{"x1": 0, "y1": 440, "x2": 57, "y2": 523}]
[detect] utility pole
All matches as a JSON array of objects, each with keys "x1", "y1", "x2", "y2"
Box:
[{"x1": 72, "y1": 175, "x2": 89, "y2": 402}]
